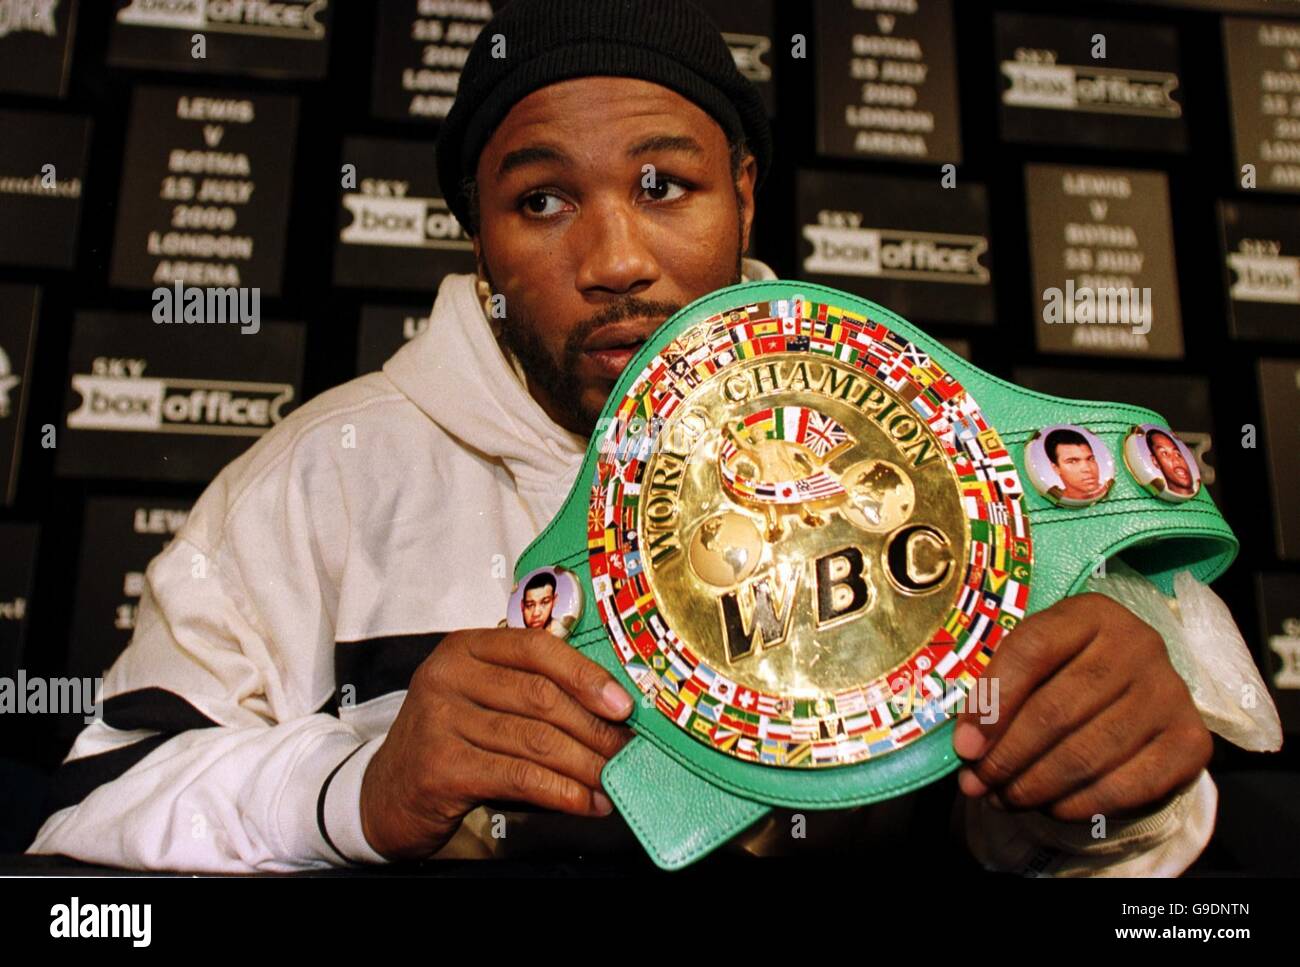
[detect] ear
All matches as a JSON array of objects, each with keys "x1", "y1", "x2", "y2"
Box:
[{"x1": 736, "y1": 152, "x2": 758, "y2": 255}]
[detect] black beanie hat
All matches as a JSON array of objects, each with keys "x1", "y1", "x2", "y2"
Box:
[{"x1": 436, "y1": 0, "x2": 773, "y2": 232}]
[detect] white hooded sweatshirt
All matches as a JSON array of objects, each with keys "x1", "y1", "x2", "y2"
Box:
[{"x1": 28, "y1": 258, "x2": 1216, "y2": 874}]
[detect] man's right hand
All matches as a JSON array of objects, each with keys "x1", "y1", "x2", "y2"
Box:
[{"x1": 358, "y1": 627, "x2": 635, "y2": 861}]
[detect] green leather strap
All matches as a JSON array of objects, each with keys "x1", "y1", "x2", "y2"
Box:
[{"x1": 513, "y1": 281, "x2": 1238, "y2": 870}]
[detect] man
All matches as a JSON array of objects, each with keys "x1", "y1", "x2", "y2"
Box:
[
  {"x1": 1045, "y1": 428, "x2": 1105, "y2": 503},
  {"x1": 1148, "y1": 429, "x2": 1197, "y2": 497},
  {"x1": 28, "y1": 0, "x2": 1218, "y2": 873},
  {"x1": 520, "y1": 573, "x2": 557, "y2": 631},
  {"x1": 519, "y1": 572, "x2": 572, "y2": 638}
]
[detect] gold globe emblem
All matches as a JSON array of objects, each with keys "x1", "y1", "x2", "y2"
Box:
[{"x1": 688, "y1": 512, "x2": 765, "y2": 588}]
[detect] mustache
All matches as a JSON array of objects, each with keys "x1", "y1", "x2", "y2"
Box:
[{"x1": 563, "y1": 297, "x2": 684, "y2": 357}]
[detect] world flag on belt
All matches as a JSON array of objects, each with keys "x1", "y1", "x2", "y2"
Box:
[
  {"x1": 808, "y1": 334, "x2": 837, "y2": 356},
  {"x1": 728, "y1": 405, "x2": 850, "y2": 456},
  {"x1": 1002, "y1": 578, "x2": 1029, "y2": 618},
  {"x1": 902, "y1": 345, "x2": 930, "y2": 368},
  {"x1": 719, "y1": 708, "x2": 759, "y2": 736},
  {"x1": 796, "y1": 474, "x2": 845, "y2": 499},
  {"x1": 718, "y1": 406, "x2": 853, "y2": 504},
  {"x1": 811, "y1": 319, "x2": 842, "y2": 342},
  {"x1": 699, "y1": 323, "x2": 726, "y2": 347},
  {"x1": 835, "y1": 689, "x2": 869, "y2": 715},
  {"x1": 1009, "y1": 499, "x2": 1029, "y2": 538}
]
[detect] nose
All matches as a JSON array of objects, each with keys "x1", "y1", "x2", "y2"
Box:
[{"x1": 573, "y1": 196, "x2": 660, "y2": 298}]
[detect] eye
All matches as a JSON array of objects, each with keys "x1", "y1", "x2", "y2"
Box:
[
  {"x1": 641, "y1": 177, "x2": 689, "y2": 203},
  {"x1": 519, "y1": 191, "x2": 569, "y2": 218}
]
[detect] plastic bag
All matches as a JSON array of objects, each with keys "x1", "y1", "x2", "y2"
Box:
[{"x1": 1085, "y1": 560, "x2": 1282, "y2": 753}]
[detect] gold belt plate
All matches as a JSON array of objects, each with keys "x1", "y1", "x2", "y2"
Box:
[{"x1": 587, "y1": 299, "x2": 1033, "y2": 768}]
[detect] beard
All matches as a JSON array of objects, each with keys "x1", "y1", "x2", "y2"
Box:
[{"x1": 486, "y1": 222, "x2": 746, "y2": 435}]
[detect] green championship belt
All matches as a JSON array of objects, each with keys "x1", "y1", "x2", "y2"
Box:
[{"x1": 505, "y1": 280, "x2": 1237, "y2": 870}]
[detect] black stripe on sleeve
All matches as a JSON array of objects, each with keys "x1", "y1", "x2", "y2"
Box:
[
  {"x1": 333, "y1": 632, "x2": 447, "y2": 707},
  {"x1": 41, "y1": 688, "x2": 222, "y2": 817},
  {"x1": 101, "y1": 687, "x2": 222, "y2": 732},
  {"x1": 43, "y1": 734, "x2": 175, "y2": 816},
  {"x1": 42, "y1": 632, "x2": 446, "y2": 820},
  {"x1": 316, "y1": 743, "x2": 368, "y2": 865}
]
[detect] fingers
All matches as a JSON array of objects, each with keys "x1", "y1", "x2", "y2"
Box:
[
  {"x1": 962, "y1": 683, "x2": 1158, "y2": 807},
  {"x1": 957, "y1": 597, "x2": 1100, "y2": 751},
  {"x1": 467, "y1": 744, "x2": 615, "y2": 818},
  {"x1": 1038, "y1": 722, "x2": 1212, "y2": 823},
  {"x1": 963, "y1": 649, "x2": 1134, "y2": 793},
  {"x1": 459, "y1": 660, "x2": 633, "y2": 760},
  {"x1": 452, "y1": 695, "x2": 612, "y2": 791},
  {"x1": 471, "y1": 628, "x2": 633, "y2": 722},
  {"x1": 954, "y1": 594, "x2": 1201, "y2": 814}
]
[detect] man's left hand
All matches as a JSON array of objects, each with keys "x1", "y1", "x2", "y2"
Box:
[{"x1": 953, "y1": 592, "x2": 1211, "y2": 823}]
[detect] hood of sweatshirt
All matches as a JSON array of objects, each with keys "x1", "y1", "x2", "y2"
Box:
[{"x1": 383, "y1": 257, "x2": 778, "y2": 505}]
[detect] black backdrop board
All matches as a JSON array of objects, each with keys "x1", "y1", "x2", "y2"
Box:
[
  {"x1": 1124, "y1": 0, "x2": 1300, "y2": 13},
  {"x1": 56, "y1": 313, "x2": 305, "y2": 483},
  {"x1": 107, "y1": 0, "x2": 332, "y2": 79},
  {"x1": 0, "y1": 284, "x2": 37, "y2": 507},
  {"x1": 1257, "y1": 573, "x2": 1300, "y2": 734},
  {"x1": 0, "y1": 522, "x2": 37, "y2": 680},
  {"x1": 63, "y1": 497, "x2": 192, "y2": 737},
  {"x1": 814, "y1": 0, "x2": 961, "y2": 164},
  {"x1": 1014, "y1": 367, "x2": 1222, "y2": 501},
  {"x1": 996, "y1": 12, "x2": 1187, "y2": 152},
  {"x1": 938, "y1": 337, "x2": 971, "y2": 360},
  {"x1": 1220, "y1": 198, "x2": 1300, "y2": 341},
  {"x1": 370, "y1": 0, "x2": 494, "y2": 124},
  {"x1": 334, "y1": 136, "x2": 474, "y2": 291},
  {"x1": 1224, "y1": 17, "x2": 1300, "y2": 195},
  {"x1": 795, "y1": 170, "x2": 993, "y2": 325},
  {"x1": 367, "y1": 0, "x2": 780, "y2": 124},
  {"x1": 1025, "y1": 163, "x2": 1185, "y2": 359},
  {"x1": 695, "y1": 0, "x2": 777, "y2": 118},
  {"x1": 109, "y1": 86, "x2": 298, "y2": 295},
  {"x1": 1259, "y1": 358, "x2": 1300, "y2": 560},
  {"x1": 0, "y1": 108, "x2": 89, "y2": 269},
  {"x1": 357, "y1": 303, "x2": 432, "y2": 375},
  {"x1": 0, "y1": 0, "x2": 77, "y2": 97}
]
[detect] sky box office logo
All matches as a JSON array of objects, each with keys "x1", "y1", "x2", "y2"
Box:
[
  {"x1": 1001, "y1": 61, "x2": 1182, "y2": 119},
  {"x1": 1228, "y1": 250, "x2": 1300, "y2": 305},
  {"x1": 116, "y1": 0, "x2": 327, "y2": 38},
  {"x1": 801, "y1": 225, "x2": 990, "y2": 285},
  {"x1": 67, "y1": 370, "x2": 293, "y2": 438},
  {"x1": 340, "y1": 192, "x2": 470, "y2": 252}
]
